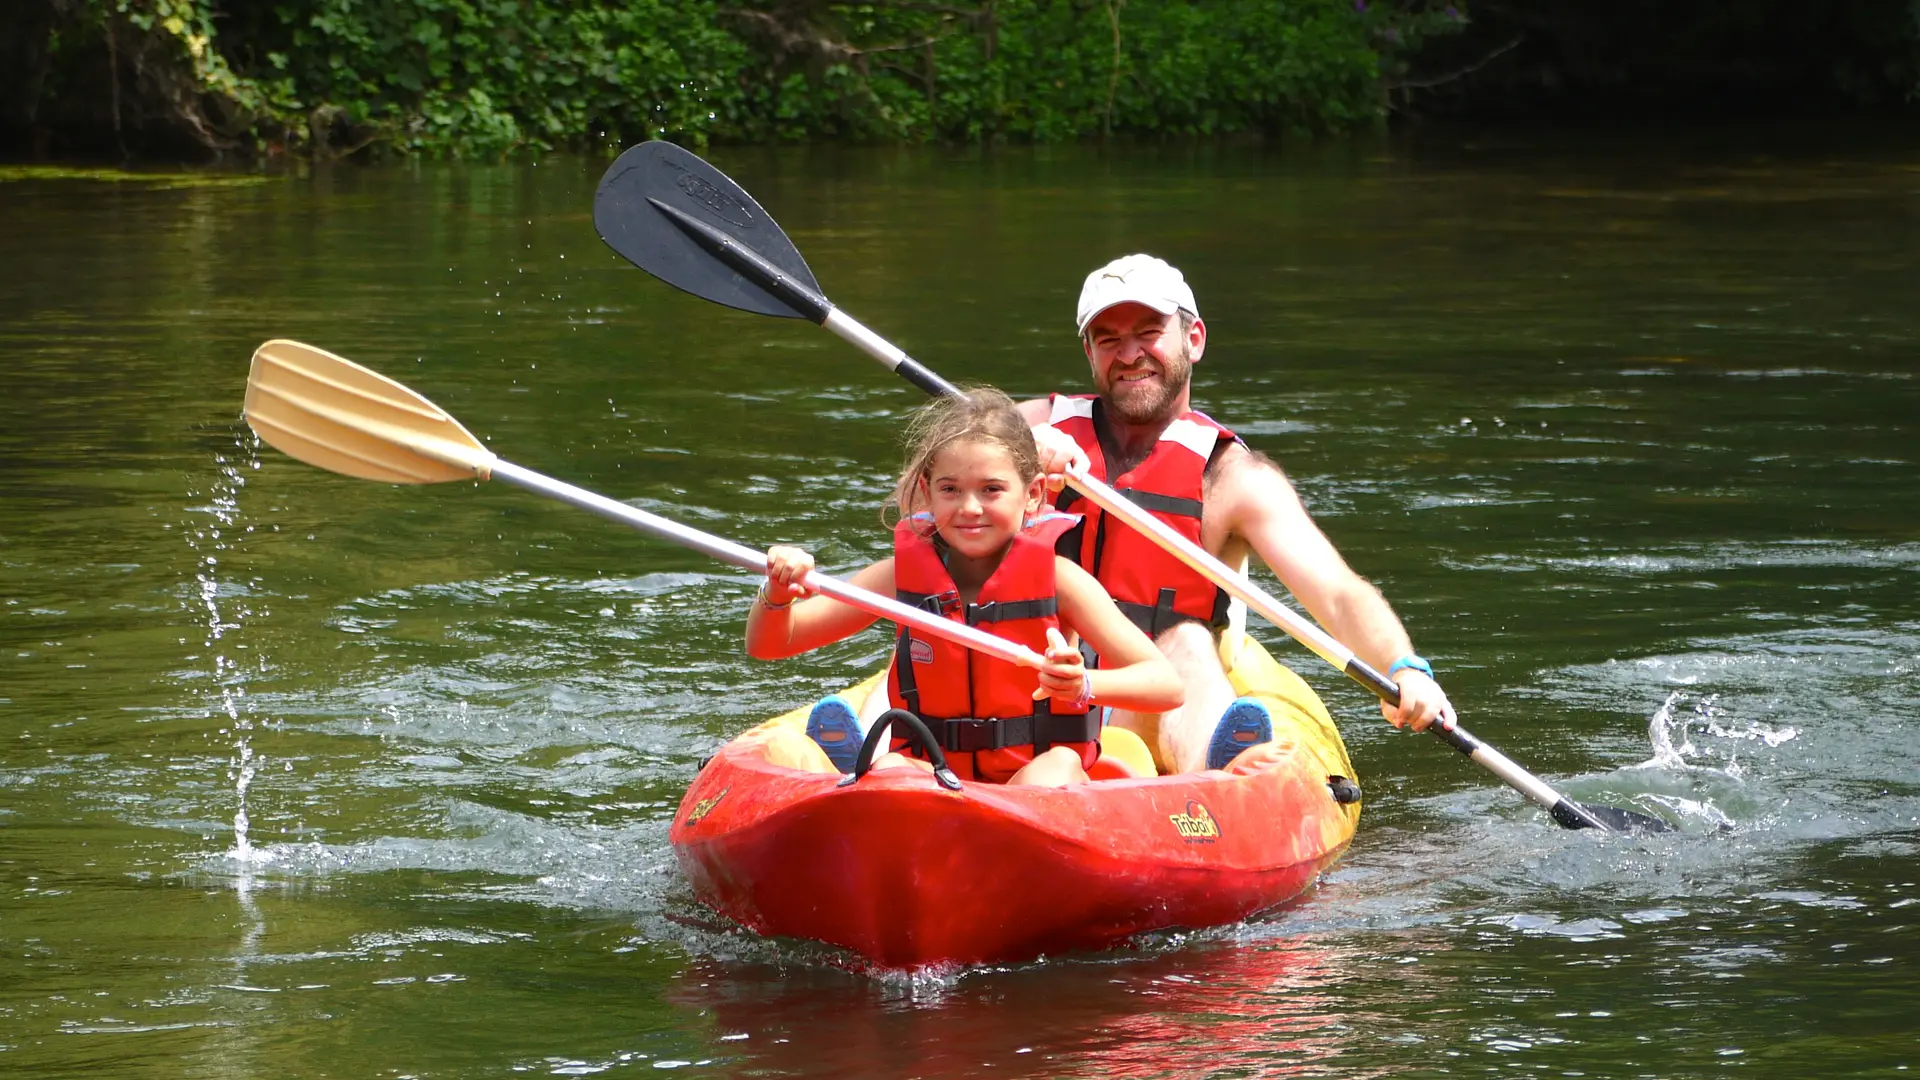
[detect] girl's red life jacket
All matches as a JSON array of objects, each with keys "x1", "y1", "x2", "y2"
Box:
[
  {"x1": 886, "y1": 512, "x2": 1100, "y2": 779},
  {"x1": 1045, "y1": 393, "x2": 1239, "y2": 636}
]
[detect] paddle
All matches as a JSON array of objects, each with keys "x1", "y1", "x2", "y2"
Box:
[
  {"x1": 241, "y1": 339, "x2": 1051, "y2": 676},
  {"x1": 593, "y1": 142, "x2": 963, "y2": 399},
  {"x1": 593, "y1": 143, "x2": 1672, "y2": 835}
]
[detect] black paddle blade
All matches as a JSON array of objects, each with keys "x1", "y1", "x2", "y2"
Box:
[
  {"x1": 593, "y1": 141, "x2": 823, "y2": 320},
  {"x1": 1551, "y1": 799, "x2": 1676, "y2": 833},
  {"x1": 1586, "y1": 803, "x2": 1676, "y2": 833}
]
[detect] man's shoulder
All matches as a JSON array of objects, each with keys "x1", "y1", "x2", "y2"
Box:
[
  {"x1": 1204, "y1": 440, "x2": 1288, "y2": 501},
  {"x1": 1019, "y1": 393, "x2": 1095, "y2": 425},
  {"x1": 1017, "y1": 395, "x2": 1059, "y2": 424},
  {"x1": 1204, "y1": 437, "x2": 1261, "y2": 475}
]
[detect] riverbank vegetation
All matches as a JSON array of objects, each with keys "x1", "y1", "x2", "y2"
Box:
[
  {"x1": 2, "y1": 0, "x2": 1463, "y2": 159},
  {"x1": 4, "y1": 1, "x2": 1917, "y2": 161}
]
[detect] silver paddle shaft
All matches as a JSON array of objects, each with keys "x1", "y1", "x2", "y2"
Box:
[
  {"x1": 488, "y1": 460, "x2": 1044, "y2": 670},
  {"x1": 1063, "y1": 466, "x2": 1356, "y2": 674},
  {"x1": 823, "y1": 308, "x2": 966, "y2": 399}
]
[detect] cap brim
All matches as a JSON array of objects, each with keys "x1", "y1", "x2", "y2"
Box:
[{"x1": 1076, "y1": 295, "x2": 1182, "y2": 335}]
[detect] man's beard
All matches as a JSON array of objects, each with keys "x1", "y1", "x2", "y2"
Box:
[{"x1": 1100, "y1": 343, "x2": 1193, "y2": 425}]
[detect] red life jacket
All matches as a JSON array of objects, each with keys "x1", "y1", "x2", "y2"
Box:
[
  {"x1": 886, "y1": 512, "x2": 1100, "y2": 781},
  {"x1": 1046, "y1": 393, "x2": 1238, "y2": 636}
]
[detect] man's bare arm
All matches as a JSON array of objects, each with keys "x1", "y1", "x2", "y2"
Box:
[{"x1": 1209, "y1": 445, "x2": 1452, "y2": 729}]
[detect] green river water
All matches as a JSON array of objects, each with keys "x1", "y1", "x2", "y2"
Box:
[{"x1": 2, "y1": 132, "x2": 1917, "y2": 1077}]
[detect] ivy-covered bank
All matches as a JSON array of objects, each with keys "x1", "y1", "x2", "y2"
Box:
[{"x1": 1, "y1": 0, "x2": 1465, "y2": 158}]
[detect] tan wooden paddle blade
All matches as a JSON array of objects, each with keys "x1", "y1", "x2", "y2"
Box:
[{"x1": 244, "y1": 340, "x2": 496, "y2": 484}]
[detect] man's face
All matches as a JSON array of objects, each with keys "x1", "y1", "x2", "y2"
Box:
[{"x1": 1082, "y1": 302, "x2": 1204, "y2": 424}]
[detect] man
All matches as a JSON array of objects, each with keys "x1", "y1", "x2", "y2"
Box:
[{"x1": 1021, "y1": 254, "x2": 1454, "y2": 775}]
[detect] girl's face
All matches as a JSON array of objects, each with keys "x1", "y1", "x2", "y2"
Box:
[{"x1": 924, "y1": 438, "x2": 1044, "y2": 562}]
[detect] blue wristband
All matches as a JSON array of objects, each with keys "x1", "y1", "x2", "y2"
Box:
[{"x1": 1388, "y1": 654, "x2": 1433, "y2": 679}]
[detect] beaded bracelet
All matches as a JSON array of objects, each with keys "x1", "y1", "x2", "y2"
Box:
[
  {"x1": 757, "y1": 583, "x2": 793, "y2": 610},
  {"x1": 1068, "y1": 672, "x2": 1095, "y2": 712}
]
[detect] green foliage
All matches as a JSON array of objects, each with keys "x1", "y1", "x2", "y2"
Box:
[
  {"x1": 109, "y1": 0, "x2": 297, "y2": 118},
  {"x1": 32, "y1": 0, "x2": 1471, "y2": 156},
  {"x1": 719, "y1": 0, "x2": 1462, "y2": 143},
  {"x1": 273, "y1": 0, "x2": 747, "y2": 154}
]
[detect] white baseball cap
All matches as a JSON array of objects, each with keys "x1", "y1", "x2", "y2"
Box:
[{"x1": 1074, "y1": 254, "x2": 1198, "y2": 335}]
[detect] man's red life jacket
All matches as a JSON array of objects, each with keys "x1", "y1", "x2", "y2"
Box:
[
  {"x1": 1046, "y1": 393, "x2": 1239, "y2": 637},
  {"x1": 886, "y1": 512, "x2": 1100, "y2": 781}
]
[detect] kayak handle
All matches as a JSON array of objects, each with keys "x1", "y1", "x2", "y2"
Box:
[{"x1": 840, "y1": 709, "x2": 963, "y2": 791}]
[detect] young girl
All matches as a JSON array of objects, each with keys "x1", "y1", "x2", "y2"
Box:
[{"x1": 745, "y1": 388, "x2": 1184, "y2": 786}]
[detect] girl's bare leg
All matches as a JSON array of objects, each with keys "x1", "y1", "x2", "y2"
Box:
[{"x1": 1007, "y1": 745, "x2": 1090, "y2": 787}]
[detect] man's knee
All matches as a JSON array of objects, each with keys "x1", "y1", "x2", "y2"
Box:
[{"x1": 1155, "y1": 620, "x2": 1222, "y2": 667}]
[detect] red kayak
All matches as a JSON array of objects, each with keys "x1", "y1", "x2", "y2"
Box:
[{"x1": 671, "y1": 635, "x2": 1361, "y2": 969}]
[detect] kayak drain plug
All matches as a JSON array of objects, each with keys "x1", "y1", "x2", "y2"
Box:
[{"x1": 1327, "y1": 776, "x2": 1362, "y2": 804}]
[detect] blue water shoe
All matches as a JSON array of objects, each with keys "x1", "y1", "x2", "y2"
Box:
[
  {"x1": 806, "y1": 694, "x2": 865, "y2": 774},
  {"x1": 1206, "y1": 697, "x2": 1273, "y2": 770}
]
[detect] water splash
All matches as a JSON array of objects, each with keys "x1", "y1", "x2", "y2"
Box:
[
  {"x1": 1640, "y1": 690, "x2": 1697, "y2": 769},
  {"x1": 1635, "y1": 689, "x2": 1798, "y2": 776},
  {"x1": 1613, "y1": 689, "x2": 1800, "y2": 831},
  {"x1": 183, "y1": 430, "x2": 267, "y2": 865}
]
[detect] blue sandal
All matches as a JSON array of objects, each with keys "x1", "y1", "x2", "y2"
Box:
[
  {"x1": 1206, "y1": 697, "x2": 1272, "y2": 770},
  {"x1": 805, "y1": 695, "x2": 864, "y2": 774}
]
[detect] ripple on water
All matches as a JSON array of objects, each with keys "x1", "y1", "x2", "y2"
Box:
[
  {"x1": 171, "y1": 545, "x2": 923, "y2": 975},
  {"x1": 1450, "y1": 538, "x2": 1920, "y2": 576},
  {"x1": 1290, "y1": 618, "x2": 1920, "y2": 956}
]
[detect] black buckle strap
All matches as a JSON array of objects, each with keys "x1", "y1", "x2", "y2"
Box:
[
  {"x1": 898, "y1": 588, "x2": 962, "y2": 617},
  {"x1": 1114, "y1": 599, "x2": 1158, "y2": 636},
  {"x1": 1115, "y1": 586, "x2": 1230, "y2": 637},
  {"x1": 1112, "y1": 487, "x2": 1204, "y2": 520},
  {"x1": 966, "y1": 597, "x2": 1056, "y2": 625},
  {"x1": 892, "y1": 630, "x2": 922, "y2": 716},
  {"x1": 898, "y1": 591, "x2": 1055, "y2": 625},
  {"x1": 930, "y1": 711, "x2": 1102, "y2": 754},
  {"x1": 1058, "y1": 484, "x2": 1200, "y2": 525}
]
